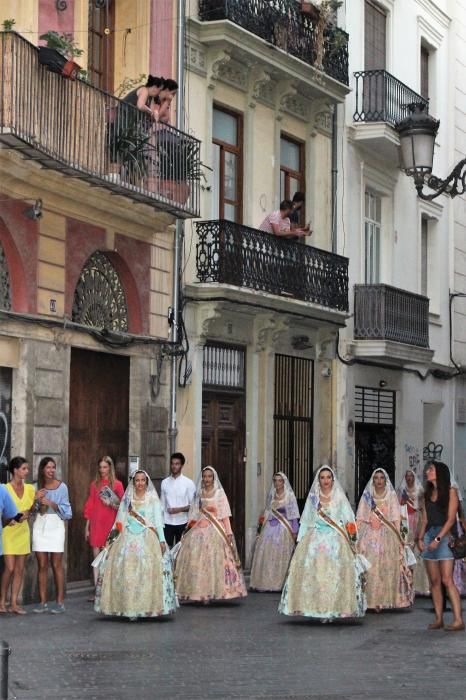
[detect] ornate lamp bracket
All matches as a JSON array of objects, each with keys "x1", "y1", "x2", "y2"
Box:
[{"x1": 415, "y1": 157, "x2": 466, "y2": 201}]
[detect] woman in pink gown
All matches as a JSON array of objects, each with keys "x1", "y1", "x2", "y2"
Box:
[{"x1": 175, "y1": 466, "x2": 247, "y2": 603}]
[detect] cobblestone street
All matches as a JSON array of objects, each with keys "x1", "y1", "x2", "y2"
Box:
[{"x1": 1, "y1": 590, "x2": 465, "y2": 700}]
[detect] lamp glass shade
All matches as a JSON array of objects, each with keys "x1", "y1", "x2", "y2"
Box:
[{"x1": 399, "y1": 130, "x2": 436, "y2": 174}]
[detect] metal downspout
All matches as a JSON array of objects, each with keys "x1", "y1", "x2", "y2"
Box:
[{"x1": 168, "y1": 0, "x2": 186, "y2": 455}]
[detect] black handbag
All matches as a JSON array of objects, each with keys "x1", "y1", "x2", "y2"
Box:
[{"x1": 448, "y1": 533, "x2": 466, "y2": 560}]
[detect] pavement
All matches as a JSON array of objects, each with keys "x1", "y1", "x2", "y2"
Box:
[{"x1": 0, "y1": 590, "x2": 465, "y2": 700}]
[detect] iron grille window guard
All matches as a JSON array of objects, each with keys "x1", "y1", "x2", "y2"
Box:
[
  {"x1": 195, "y1": 219, "x2": 349, "y2": 312},
  {"x1": 0, "y1": 31, "x2": 201, "y2": 219},
  {"x1": 198, "y1": 0, "x2": 349, "y2": 86},
  {"x1": 353, "y1": 70, "x2": 428, "y2": 127},
  {"x1": 354, "y1": 284, "x2": 429, "y2": 348}
]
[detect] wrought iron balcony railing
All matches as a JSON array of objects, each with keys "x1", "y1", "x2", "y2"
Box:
[
  {"x1": 354, "y1": 284, "x2": 429, "y2": 348},
  {"x1": 0, "y1": 32, "x2": 200, "y2": 218},
  {"x1": 353, "y1": 70, "x2": 429, "y2": 127},
  {"x1": 198, "y1": 0, "x2": 349, "y2": 86},
  {"x1": 196, "y1": 220, "x2": 349, "y2": 312}
]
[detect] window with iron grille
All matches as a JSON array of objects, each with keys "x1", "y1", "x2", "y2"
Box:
[
  {"x1": 202, "y1": 344, "x2": 245, "y2": 389},
  {"x1": 355, "y1": 386, "x2": 395, "y2": 424},
  {"x1": 274, "y1": 354, "x2": 313, "y2": 507}
]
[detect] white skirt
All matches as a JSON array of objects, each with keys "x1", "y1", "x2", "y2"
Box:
[{"x1": 32, "y1": 513, "x2": 65, "y2": 553}]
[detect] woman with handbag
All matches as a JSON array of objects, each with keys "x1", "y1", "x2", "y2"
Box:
[
  {"x1": 279, "y1": 466, "x2": 368, "y2": 621},
  {"x1": 418, "y1": 461, "x2": 465, "y2": 631},
  {"x1": 250, "y1": 471, "x2": 299, "y2": 592},
  {"x1": 83, "y1": 456, "x2": 124, "y2": 598},
  {"x1": 95, "y1": 470, "x2": 176, "y2": 619},
  {"x1": 357, "y1": 469, "x2": 414, "y2": 611},
  {"x1": 175, "y1": 466, "x2": 247, "y2": 603},
  {"x1": 450, "y1": 478, "x2": 466, "y2": 596}
]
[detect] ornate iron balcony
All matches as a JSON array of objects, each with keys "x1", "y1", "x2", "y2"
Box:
[
  {"x1": 353, "y1": 70, "x2": 428, "y2": 127},
  {"x1": 0, "y1": 32, "x2": 201, "y2": 218},
  {"x1": 196, "y1": 220, "x2": 349, "y2": 312},
  {"x1": 198, "y1": 0, "x2": 349, "y2": 86},
  {"x1": 354, "y1": 284, "x2": 429, "y2": 348}
]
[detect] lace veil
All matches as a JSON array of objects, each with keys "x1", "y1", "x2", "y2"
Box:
[
  {"x1": 299, "y1": 465, "x2": 355, "y2": 541},
  {"x1": 188, "y1": 466, "x2": 232, "y2": 521},
  {"x1": 264, "y1": 471, "x2": 300, "y2": 520},
  {"x1": 357, "y1": 468, "x2": 400, "y2": 522},
  {"x1": 396, "y1": 468, "x2": 424, "y2": 510}
]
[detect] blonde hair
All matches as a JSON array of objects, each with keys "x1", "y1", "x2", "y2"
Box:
[{"x1": 94, "y1": 456, "x2": 116, "y2": 487}]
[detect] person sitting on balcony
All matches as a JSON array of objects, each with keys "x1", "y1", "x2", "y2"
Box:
[{"x1": 259, "y1": 200, "x2": 310, "y2": 239}]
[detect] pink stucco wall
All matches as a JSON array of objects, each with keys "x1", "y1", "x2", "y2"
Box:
[
  {"x1": 38, "y1": 0, "x2": 75, "y2": 43},
  {"x1": 150, "y1": 0, "x2": 173, "y2": 80}
]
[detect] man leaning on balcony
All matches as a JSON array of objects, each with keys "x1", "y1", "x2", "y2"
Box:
[{"x1": 259, "y1": 200, "x2": 310, "y2": 239}]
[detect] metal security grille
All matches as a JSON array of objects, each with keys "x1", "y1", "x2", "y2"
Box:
[
  {"x1": 355, "y1": 386, "x2": 395, "y2": 424},
  {"x1": 274, "y1": 354, "x2": 313, "y2": 507},
  {"x1": 203, "y1": 344, "x2": 245, "y2": 389},
  {"x1": 0, "y1": 367, "x2": 12, "y2": 483}
]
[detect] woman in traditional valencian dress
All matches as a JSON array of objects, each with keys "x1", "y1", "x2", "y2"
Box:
[
  {"x1": 250, "y1": 472, "x2": 299, "y2": 592},
  {"x1": 95, "y1": 470, "x2": 176, "y2": 619},
  {"x1": 357, "y1": 468, "x2": 413, "y2": 611},
  {"x1": 279, "y1": 466, "x2": 367, "y2": 621},
  {"x1": 175, "y1": 466, "x2": 247, "y2": 603},
  {"x1": 396, "y1": 468, "x2": 430, "y2": 596}
]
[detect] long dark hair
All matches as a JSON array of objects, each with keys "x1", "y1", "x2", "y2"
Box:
[
  {"x1": 37, "y1": 456, "x2": 57, "y2": 489},
  {"x1": 425, "y1": 460, "x2": 451, "y2": 513}
]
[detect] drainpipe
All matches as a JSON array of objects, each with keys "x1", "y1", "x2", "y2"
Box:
[
  {"x1": 168, "y1": 0, "x2": 185, "y2": 455},
  {"x1": 331, "y1": 105, "x2": 338, "y2": 253}
]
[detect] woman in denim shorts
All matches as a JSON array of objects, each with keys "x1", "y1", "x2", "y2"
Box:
[{"x1": 418, "y1": 461, "x2": 464, "y2": 631}]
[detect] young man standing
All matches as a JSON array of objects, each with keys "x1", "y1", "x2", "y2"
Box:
[{"x1": 161, "y1": 453, "x2": 196, "y2": 547}]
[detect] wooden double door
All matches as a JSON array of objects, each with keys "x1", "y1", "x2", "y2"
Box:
[
  {"x1": 201, "y1": 391, "x2": 246, "y2": 559},
  {"x1": 67, "y1": 348, "x2": 129, "y2": 582}
]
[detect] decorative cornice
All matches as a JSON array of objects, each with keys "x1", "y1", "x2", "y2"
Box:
[
  {"x1": 275, "y1": 80, "x2": 298, "y2": 121},
  {"x1": 248, "y1": 66, "x2": 273, "y2": 109},
  {"x1": 207, "y1": 49, "x2": 232, "y2": 91}
]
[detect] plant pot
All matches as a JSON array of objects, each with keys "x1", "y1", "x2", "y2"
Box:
[
  {"x1": 38, "y1": 47, "x2": 81, "y2": 80},
  {"x1": 159, "y1": 180, "x2": 190, "y2": 205}
]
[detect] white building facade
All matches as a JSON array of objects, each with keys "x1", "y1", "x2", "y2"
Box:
[{"x1": 337, "y1": 0, "x2": 459, "y2": 502}]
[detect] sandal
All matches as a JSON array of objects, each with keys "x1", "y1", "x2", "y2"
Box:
[{"x1": 10, "y1": 606, "x2": 27, "y2": 615}]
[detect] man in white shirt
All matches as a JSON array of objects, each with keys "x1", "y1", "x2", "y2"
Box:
[{"x1": 161, "y1": 452, "x2": 196, "y2": 546}]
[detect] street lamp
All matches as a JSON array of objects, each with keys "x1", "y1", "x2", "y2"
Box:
[{"x1": 396, "y1": 102, "x2": 466, "y2": 200}]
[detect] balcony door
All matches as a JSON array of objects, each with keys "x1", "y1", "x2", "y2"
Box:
[
  {"x1": 212, "y1": 106, "x2": 243, "y2": 223},
  {"x1": 364, "y1": 189, "x2": 381, "y2": 284},
  {"x1": 280, "y1": 135, "x2": 305, "y2": 226},
  {"x1": 364, "y1": 0, "x2": 386, "y2": 118},
  {"x1": 88, "y1": 0, "x2": 115, "y2": 93}
]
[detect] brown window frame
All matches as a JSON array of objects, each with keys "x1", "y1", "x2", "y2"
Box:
[
  {"x1": 88, "y1": 0, "x2": 115, "y2": 93},
  {"x1": 280, "y1": 133, "x2": 305, "y2": 225},
  {"x1": 420, "y1": 45, "x2": 429, "y2": 100},
  {"x1": 212, "y1": 104, "x2": 243, "y2": 224}
]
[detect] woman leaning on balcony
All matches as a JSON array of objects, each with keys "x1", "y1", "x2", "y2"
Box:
[{"x1": 122, "y1": 76, "x2": 178, "y2": 123}]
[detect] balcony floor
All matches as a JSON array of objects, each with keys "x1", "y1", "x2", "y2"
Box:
[
  {"x1": 0, "y1": 131, "x2": 194, "y2": 219},
  {"x1": 185, "y1": 282, "x2": 349, "y2": 327},
  {"x1": 350, "y1": 339, "x2": 434, "y2": 365}
]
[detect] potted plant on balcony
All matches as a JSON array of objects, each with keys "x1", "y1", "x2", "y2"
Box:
[
  {"x1": 108, "y1": 120, "x2": 156, "y2": 188},
  {"x1": 156, "y1": 134, "x2": 204, "y2": 205},
  {"x1": 305, "y1": 0, "x2": 343, "y2": 70},
  {"x1": 38, "y1": 31, "x2": 83, "y2": 80}
]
